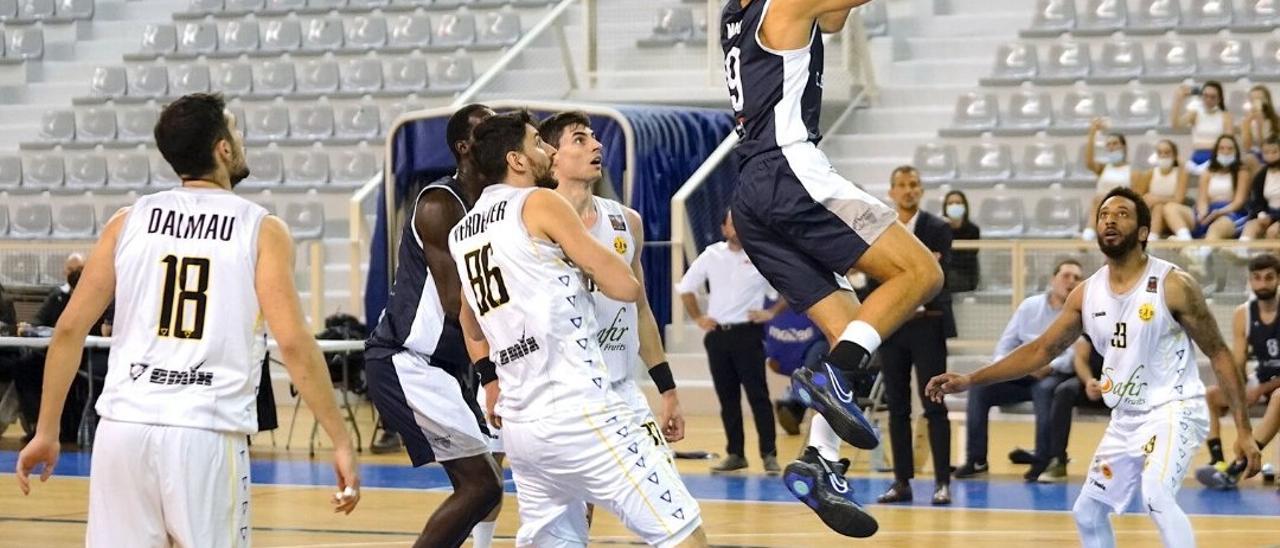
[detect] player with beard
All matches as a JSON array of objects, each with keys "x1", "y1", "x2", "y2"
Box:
[
  {"x1": 1196, "y1": 253, "x2": 1280, "y2": 490},
  {"x1": 15, "y1": 93, "x2": 361, "y2": 546},
  {"x1": 928, "y1": 186, "x2": 1261, "y2": 548}
]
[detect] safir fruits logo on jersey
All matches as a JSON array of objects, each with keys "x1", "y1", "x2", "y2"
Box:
[{"x1": 1100, "y1": 365, "x2": 1148, "y2": 407}]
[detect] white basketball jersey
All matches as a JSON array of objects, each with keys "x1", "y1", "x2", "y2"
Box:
[
  {"x1": 449, "y1": 184, "x2": 615, "y2": 422},
  {"x1": 586, "y1": 197, "x2": 639, "y2": 383},
  {"x1": 96, "y1": 187, "x2": 269, "y2": 434},
  {"x1": 1081, "y1": 256, "x2": 1205, "y2": 412}
]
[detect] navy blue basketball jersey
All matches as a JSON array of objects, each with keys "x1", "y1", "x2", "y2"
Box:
[
  {"x1": 1247, "y1": 300, "x2": 1280, "y2": 383},
  {"x1": 366, "y1": 176, "x2": 470, "y2": 377},
  {"x1": 721, "y1": 0, "x2": 825, "y2": 161}
]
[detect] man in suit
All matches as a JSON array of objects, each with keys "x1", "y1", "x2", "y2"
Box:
[{"x1": 872, "y1": 166, "x2": 957, "y2": 505}]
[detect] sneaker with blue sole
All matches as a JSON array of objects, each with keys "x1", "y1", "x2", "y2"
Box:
[
  {"x1": 791, "y1": 362, "x2": 879, "y2": 449},
  {"x1": 784, "y1": 446, "x2": 879, "y2": 538},
  {"x1": 1194, "y1": 463, "x2": 1239, "y2": 490}
]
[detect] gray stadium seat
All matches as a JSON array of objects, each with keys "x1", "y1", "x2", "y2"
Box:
[
  {"x1": 218, "y1": 20, "x2": 260, "y2": 55},
  {"x1": 386, "y1": 13, "x2": 431, "y2": 51},
  {"x1": 98, "y1": 202, "x2": 127, "y2": 230},
  {"x1": 38, "y1": 110, "x2": 75, "y2": 143},
  {"x1": 383, "y1": 56, "x2": 427, "y2": 92},
  {"x1": 290, "y1": 103, "x2": 334, "y2": 141},
  {"x1": 223, "y1": 0, "x2": 263, "y2": 13},
  {"x1": 330, "y1": 146, "x2": 379, "y2": 186},
  {"x1": 1180, "y1": 0, "x2": 1233, "y2": 33},
  {"x1": 176, "y1": 22, "x2": 218, "y2": 56},
  {"x1": 127, "y1": 64, "x2": 168, "y2": 99},
  {"x1": 1235, "y1": 0, "x2": 1280, "y2": 32},
  {"x1": 260, "y1": 18, "x2": 302, "y2": 53},
  {"x1": 245, "y1": 104, "x2": 290, "y2": 141},
  {"x1": 345, "y1": 0, "x2": 387, "y2": 10},
  {"x1": 283, "y1": 199, "x2": 324, "y2": 238},
  {"x1": 135, "y1": 24, "x2": 177, "y2": 58},
  {"x1": 1200, "y1": 38, "x2": 1251, "y2": 80},
  {"x1": 1256, "y1": 39, "x2": 1280, "y2": 82},
  {"x1": 339, "y1": 57, "x2": 382, "y2": 92},
  {"x1": 1022, "y1": 0, "x2": 1075, "y2": 37},
  {"x1": 1129, "y1": 0, "x2": 1180, "y2": 34},
  {"x1": 383, "y1": 99, "x2": 425, "y2": 124},
  {"x1": 117, "y1": 107, "x2": 159, "y2": 143},
  {"x1": 0, "y1": 0, "x2": 16, "y2": 19},
  {"x1": 335, "y1": 103, "x2": 380, "y2": 139},
  {"x1": 1110, "y1": 89, "x2": 1163, "y2": 131},
  {"x1": 308, "y1": 0, "x2": 345, "y2": 11},
  {"x1": 1142, "y1": 38, "x2": 1198, "y2": 83},
  {"x1": 995, "y1": 90, "x2": 1052, "y2": 136},
  {"x1": 88, "y1": 66, "x2": 126, "y2": 99},
  {"x1": 302, "y1": 17, "x2": 343, "y2": 51},
  {"x1": 106, "y1": 151, "x2": 150, "y2": 188},
  {"x1": 0, "y1": 254, "x2": 40, "y2": 284},
  {"x1": 252, "y1": 59, "x2": 296, "y2": 96},
  {"x1": 242, "y1": 148, "x2": 283, "y2": 187},
  {"x1": 979, "y1": 42, "x2": 1037, "y2": 87},
  {"x1": 295, "y1": 58, "x2": 339, "y2": 95},
  {"x1": 186, "y1": 0, "x2": 221, "y2": 14},
  {"x1": 959, "y1": 143, "x2": 1013, "y2": 183},
  {"x1": 22, "y1": 154, "x2": 62, "y2": 188},
  {"x1": 53, "y1": 202, "x2": 95, "y2": 239},
  {"x1": 285, "y1": 149, "x2": 329, "y2": 186},
  {"x1": 1017, "y1": 142, "x2": 1068, "y2": 181},
  {"x1": 638, "y1": 6, "x2": 693, "y2": 47},
  {"x1": 17, "y1": 0, "x2": 54, "y2": 20},
  {"x1": 1068, "y1": 144, "x2": 1101, "y2": 185},
  {"x1": 939, "y1": 92, "x2": 998, "y2": 137},
  {"x1": 1074, "y1": 0, "x2": 1127, "y2": 36},
  {"x1": 169, "y1": 63, "x2": 211, "y2": 95},
  {"x1": 430, "y1": 55, "x2": 473, "y2": 92},
  {"x1": 913, "y1": 143, "x2": 957, "y2": 183},
  {"x1": 1087, "y1": 39, "x2": 1144, "y2": 84},
  {"x1": 151, "y1": 154, "x2": 179, "y2": 184},
  {"x1": 478, "y1": 11, "x2": 521, "y2": 47},
  {"x1": 264, "y1": 0, "x2": 304, "y2": 13},
  {"x1": 433, "y1": 12, "x2": 475, "y2": 48},
  {"x1": 1130, "y1": 141, "x2": 1157, "y2": 170},
  {"x1": 1051, "y1": 89, "x2": 1107, "y2": 135},
  {"x1": 212, "y1": 61, "x2": 253, "y2": 94},
  {"x1": 64, "y1": 154, "x2": 106, "y2": 188},
  {"x1": 1027, "y1": 196, "x2": 1082, "y2": 238},
  {"x1": 344, "y1": 15, "x2": 386, "y2": 50},
  {"x1": 1036, "y1": 41, "x2": 1090, "y2": 85},
  {"x1": 0, "y1": 205, "x2": 8, "y2": 237},
  {"x1": 76, "y1": 108, "x2": 117, "y2": 143},
  {"x1": 0, "y1": 155, "x2": 21, "y2": 188},
  {"x1": 6, "y1": 27, "x2": 43, "y2": 60},
  {"x1": 977, "y1": 197, "x2": 1025, "y2": 238}
]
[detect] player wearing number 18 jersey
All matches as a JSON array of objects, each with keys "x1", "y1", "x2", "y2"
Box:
[
  {"x1": 15, "y1": 93, "x2": 360, "y2": 547},
  {"x1": 721, "y1": 0, "x2": 942, "y2": 538}
]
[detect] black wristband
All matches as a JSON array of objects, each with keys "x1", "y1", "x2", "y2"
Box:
[
  {"x1": 475, "y1": 357, "x2": 498, "y2": 386},
  {"x1": 648, "y1": 361, "x2": 676, "y2": 393}
]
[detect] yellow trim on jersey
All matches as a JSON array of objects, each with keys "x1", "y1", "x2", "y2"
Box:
[{"x1": 582, "y1": 410, "x2": 674, "y2": 536}]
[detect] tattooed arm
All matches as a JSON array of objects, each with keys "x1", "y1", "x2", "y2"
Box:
[{"x1": 1167, "y1": 269, "x2": 1261, "y2": 477}]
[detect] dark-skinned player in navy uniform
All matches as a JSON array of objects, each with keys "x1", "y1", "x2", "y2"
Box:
[
  {"x1": 364, "y1": 104, "x2": 504, "y2": 548},
  {"x1": 721, "y1": 0, "x2": 943, "y2": 538}
]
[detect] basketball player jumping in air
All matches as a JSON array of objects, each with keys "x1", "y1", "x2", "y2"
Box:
[
  {"x1": 722, "y1": 0, "x2": 942, "y2": 537},
  {"x1": 15, "y1": 93, "x2": 361, "y2": 546},
  {"x1": 364, "y1": 104, "x2": 506, "y2": 548},
  {"x1": 452, "y1": 111, "x2": 708, "y2": 547},
  {"x1": 928, "y1": 187, "x2": 1262, "y2": 548}
]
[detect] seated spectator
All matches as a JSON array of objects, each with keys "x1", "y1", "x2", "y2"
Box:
[
  {"x1": 762, "y1": 298, "x2": 827, "y2": 436},
  {"x1": 1241, "y1": 138, "x2": 1280, "y2": 241},
  {"x1": 1164, "y1": 134, "x2": 1252, "y2": 269},
  {"x1": 1038, "y1": 336, "x2": 1107, "y2": 483},
  {"x1": 954, "y1": 258, "x2": 1083, "y2": 482},
  {"x1": 942, "y1": 190, "x2": 980, "y2": 293},
  {"x1": 1082, "y1": 119, "x2": 1139, "y2": 241},
  {"x1": 1140, "y1": 139, "x2": 1190, "y2": 240},
  {"x1": 1173, "y1": 81, "x2": 1234, "y2": 175},
  {"x1": 1242, "y1": 85, "x2": 1280, "y2": 170}
]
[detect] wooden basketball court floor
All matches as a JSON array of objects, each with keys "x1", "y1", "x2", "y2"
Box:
[{"x1": 1, "y1": 407, "x2": 1276, "y2": 547}]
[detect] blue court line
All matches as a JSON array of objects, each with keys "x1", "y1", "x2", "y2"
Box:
[{"x1": 3, "y1": 450, "x2": 1275, "y2": 517}]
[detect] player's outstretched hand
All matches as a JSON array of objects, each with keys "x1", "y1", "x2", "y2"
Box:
[
  {"x1": 1234, "y1": 435, "x2": 1263, "y2": 479},
  {"x1": 660, "y1": 391, "x2": 685, "y2": 443},
  {"x1": 15, "y1": 433, "x2": 59, "y2": 495},
  {"x1": 924, "y1": 373, "x2": 971, "y2": 404},
  {"x1": 330, "y1": 442, "x2": 361, "y2": 515},
  {"x1": 484, "y1": 381, "x2": 502, "y2": 430}
]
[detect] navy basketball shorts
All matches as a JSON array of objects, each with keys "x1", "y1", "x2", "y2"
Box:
[
  {"x1": 731, "y1": 143, "x2": 898, "y2": 312},
  {"x1": 365, "y1": 350, "x2": 491, "y2": 466}
]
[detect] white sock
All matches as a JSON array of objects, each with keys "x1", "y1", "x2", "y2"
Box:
[
  {"x1": 471, "y1": 520, "x2": 496, "y2": 548},
  {"x1": 838, "y1": 320, "x2": 882, "y2": 355},
  {"x1": 807, "y1": 415, "x2": 842, "y2": 462},
  {"x1": 1072, "y1": 495, "x2": 1116, "y2": 548},
  {"x1": 1175, "y1": 228, "x2": 1192, "y2": 240}
]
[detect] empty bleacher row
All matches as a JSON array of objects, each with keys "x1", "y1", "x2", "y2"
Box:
[
  {"x1": 0, "y1": 0, "x2": 95, "y2": 63},
  {"x1": 1024, "y1": 0, "x2": 1277, "y2": 38},
  {"x1": 636, "y1": 0, "x2": 887, "y2": 49},
  {"x1": 174, "y1": 0, "x2": 547, "y2": 19}
]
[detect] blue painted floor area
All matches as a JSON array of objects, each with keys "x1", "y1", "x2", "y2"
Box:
[{"x1": 3, "y1": 450, "x2": 1275, "y2": 517}]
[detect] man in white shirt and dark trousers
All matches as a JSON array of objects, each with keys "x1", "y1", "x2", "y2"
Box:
[{"x1": 680, "y1": 211, "x2": 785, "y2": 474}]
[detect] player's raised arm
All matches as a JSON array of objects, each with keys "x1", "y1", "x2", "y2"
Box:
[
  {"x1": 927, "y1": 284, "x2": 1086, "y2": 402},
  {"x1": 525, "y1": 188, "x2": 641, "y2": 303},
  {"x1": 15, "y1": 209, "x2": 125, "y2": 495},
  {"x1": 255, "y1": 216, "x2": 361, "y2": 513},
  {"x1": 1167, "y1": 269, "x2": 1262, "y2": 477}
]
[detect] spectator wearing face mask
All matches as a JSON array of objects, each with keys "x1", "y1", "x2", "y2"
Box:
[
  {"x1": 1165, "y1": 134, "x2": 1254, "y2": 270},
  {"x1": 1241, "y1": 137, "x2": 1280, "y2": 241},
  {"x1": 1242, "y1": 85, "x2": 1280, "y2": 170},
  {"x1": 1173, "y1": 81, "x2": 1234, "y2": 175},
  {"x1": 942, "y1": 190, "x2": 979, "y2": 293},
  {"x1": 1081, "y1": 118, "x2": 1140, "y2": 241},
  {"x1": 1141, "y1": 139, "x2": 1190, "y2": 240}
]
